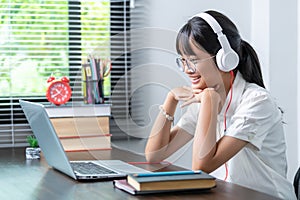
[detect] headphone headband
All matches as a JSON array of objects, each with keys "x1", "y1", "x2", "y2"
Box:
[
  {"x1": 191, "y1": 12, "x2": 239, "y2": 72},
  {"x1": 193, "y1": 13, "x2": 223, "y2": 35}
]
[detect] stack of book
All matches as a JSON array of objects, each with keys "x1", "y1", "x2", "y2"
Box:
[
  {"x1": 45, "y1": 104, "x2": 111, "y2": 152},
  {"x1": 113, "y1": 170, "x2": 216, "y2": 195}
]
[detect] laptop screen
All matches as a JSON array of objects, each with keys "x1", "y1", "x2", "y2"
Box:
[{"x1": 20, "y1": 100, "x2": 76, "y2": 179}]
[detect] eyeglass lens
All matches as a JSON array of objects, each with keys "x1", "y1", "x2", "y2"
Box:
[{"x1": 176, "y1": 58, "x2": 196, "y2": 73}]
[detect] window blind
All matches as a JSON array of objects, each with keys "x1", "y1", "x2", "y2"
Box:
[
  {"x1": 109, "y1": 0, "x2": 147, "y2": 139},
  {"x1": 0, "y1": 0, "x2": 133, "y2": 147},
  {"x1": 110, "y1": 0, "x2": 131, "y2": 139}
]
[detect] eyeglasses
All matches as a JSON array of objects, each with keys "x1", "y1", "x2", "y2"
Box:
[{"x1": 176, "y1": 55, "x2": 215, "y2": 73}]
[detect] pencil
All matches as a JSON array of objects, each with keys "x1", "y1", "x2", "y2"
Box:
[{"x1": 133, "y1": 170, "x2": 202, "y2": 177}]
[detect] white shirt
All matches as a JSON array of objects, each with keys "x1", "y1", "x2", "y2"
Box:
[{"x1": 177, "y1": 72, "x2": 296, "y2": 199}]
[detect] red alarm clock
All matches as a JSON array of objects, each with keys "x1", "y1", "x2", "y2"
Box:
[{"x1": 46, "y1": 76, "x2": 72, "y2": 106}]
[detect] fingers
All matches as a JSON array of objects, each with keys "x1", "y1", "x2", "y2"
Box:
[
  {"x1": 192, "y1": 88, "x2": 202, "y2": 94},
  {"x1": 180, "y1": 88, "x2": 217, "y2": 108},
  {"x1": 171, "y1": 86, "x2": 194, "y2": 101},
  {"x1": 172, "y1": 86, "x2": 219, "y2": 108},
  {"x1": 205, "y1": 88, "x2": 215, "y2": 91},
  {"x1": 175, "y1": 94, "x2": 194, "y2": 101},
  {"x1": 180, "y1": 96, "x2": 199, "y2": 108},
  {"x1": 182, "y1": 86, "x2": 193, "y2": 91},
  {"x1": 175, "y1": 97, "x2": 191, "y2": 101}
]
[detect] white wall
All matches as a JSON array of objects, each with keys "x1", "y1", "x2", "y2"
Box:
[
  {"x1": 269, "y1": 0, "x2": 298, "y2": 181},
  {"x1": 130, "y1": 0, "x2": 298, "y2": 181},
  {"x1": 251, "y1": 0, "x2": 299, "y2": 181}
]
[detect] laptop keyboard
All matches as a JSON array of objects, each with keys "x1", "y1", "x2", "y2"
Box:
[{"x1": 71, "y1": 162, "x2": 117, "y2": 175}]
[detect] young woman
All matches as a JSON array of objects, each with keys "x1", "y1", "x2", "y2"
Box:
[{"x1": 145, "y1": 10, "x2": 296, "y2": 199}]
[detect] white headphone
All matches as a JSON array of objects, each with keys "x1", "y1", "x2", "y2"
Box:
[{"x1": 193, "y1": 12, "x2": 239, "y2": 72}]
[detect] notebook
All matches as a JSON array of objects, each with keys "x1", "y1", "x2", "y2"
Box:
[{"x1": 19, "y1": 100, "x2": 150, "y2": 181}]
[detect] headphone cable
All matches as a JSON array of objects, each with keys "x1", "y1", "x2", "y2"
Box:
[{"x1": 223, "y1": 70, "x2": 234, "y2": 181}]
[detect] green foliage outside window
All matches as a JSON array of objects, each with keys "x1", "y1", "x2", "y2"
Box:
[{"x1": 0, "y1": 0, "x2": 110, "y2": 97}]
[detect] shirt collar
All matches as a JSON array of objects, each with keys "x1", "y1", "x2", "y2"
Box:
[{"x1": 219, "y1": 71, "x2": 246, "y2": 117}]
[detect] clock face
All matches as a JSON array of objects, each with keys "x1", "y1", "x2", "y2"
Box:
[{"x1": 46, "y1": 81, "x2": 72, "y2": 105}]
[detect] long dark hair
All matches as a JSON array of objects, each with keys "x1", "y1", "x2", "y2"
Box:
[{"x1": 176, "y1": 10, "x2": 265, "y2": 88}]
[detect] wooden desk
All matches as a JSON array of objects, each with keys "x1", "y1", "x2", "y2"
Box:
[{"x1": 0, "y1": 147, "x2": 279, "y2": 200}]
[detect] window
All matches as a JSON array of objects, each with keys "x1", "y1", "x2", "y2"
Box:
[{"x1": 0, "y1": 0, "x2": 132, "y2": 147}]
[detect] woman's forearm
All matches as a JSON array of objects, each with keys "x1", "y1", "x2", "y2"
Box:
[
  {"x1": 192, "y1": 91, "x2": 219, "y2": 171},
  {"x1": 145, "y1": 92, "x2": 178, "y2": 161}
]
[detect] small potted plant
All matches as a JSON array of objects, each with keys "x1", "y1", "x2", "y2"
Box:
[{"x1": 25, "y1": 135, "x2": 41, "y2": 159}]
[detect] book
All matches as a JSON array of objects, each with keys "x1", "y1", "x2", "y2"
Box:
[
  {"x1": 126, "y1": 170, "x2": 216, "y2": 192},
  {"x1": 60, "y1": 135, "x2": 111, "y2": 152},
  {"x1": 50, "y1": 117, "x2": 109, "y2": 137},
  {"x1": 114, "y1": 179, "x2": 144, "y2": 195},
  {"x1": 45, "y1": 103, "x2": 111, "y2": 118},
  {"x1": 114, "y1": 179, "x2": 215, "y2": 195}
]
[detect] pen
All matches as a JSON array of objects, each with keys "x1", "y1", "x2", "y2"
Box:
[
  {"x1": 127, "y1": 161, "x2": 171, "y2": 165},
  {"x1": 132, "y1": 170, "x2": 202, "y2": 177}
]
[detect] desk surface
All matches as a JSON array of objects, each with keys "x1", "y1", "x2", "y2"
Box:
[{"x1": 0, "y1": 147, "x2": 279, "y2": 200}]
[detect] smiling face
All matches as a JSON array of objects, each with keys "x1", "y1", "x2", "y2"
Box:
[
  {"x1": 177, "y1": 40, "x2": 231, "y2": 103},
  {"x1": 179, "y1": 40, "x2": 223, "y2": 91}
]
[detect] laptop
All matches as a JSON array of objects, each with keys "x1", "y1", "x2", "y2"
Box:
[{"x1": 19, "y1": 100, "x2": 150, "y2": 181}]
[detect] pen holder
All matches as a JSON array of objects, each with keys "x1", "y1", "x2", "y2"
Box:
[{"x1": 83, "y1": 79, "x2": 104, "y2": 104}]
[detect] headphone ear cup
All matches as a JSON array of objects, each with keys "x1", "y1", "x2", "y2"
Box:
[
  {"x1": 216, "y1": 49, "x2": 225, "y2": 71},
  {"x1": 216, "y1": 49, "x2": 239, "y2": 72}
]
